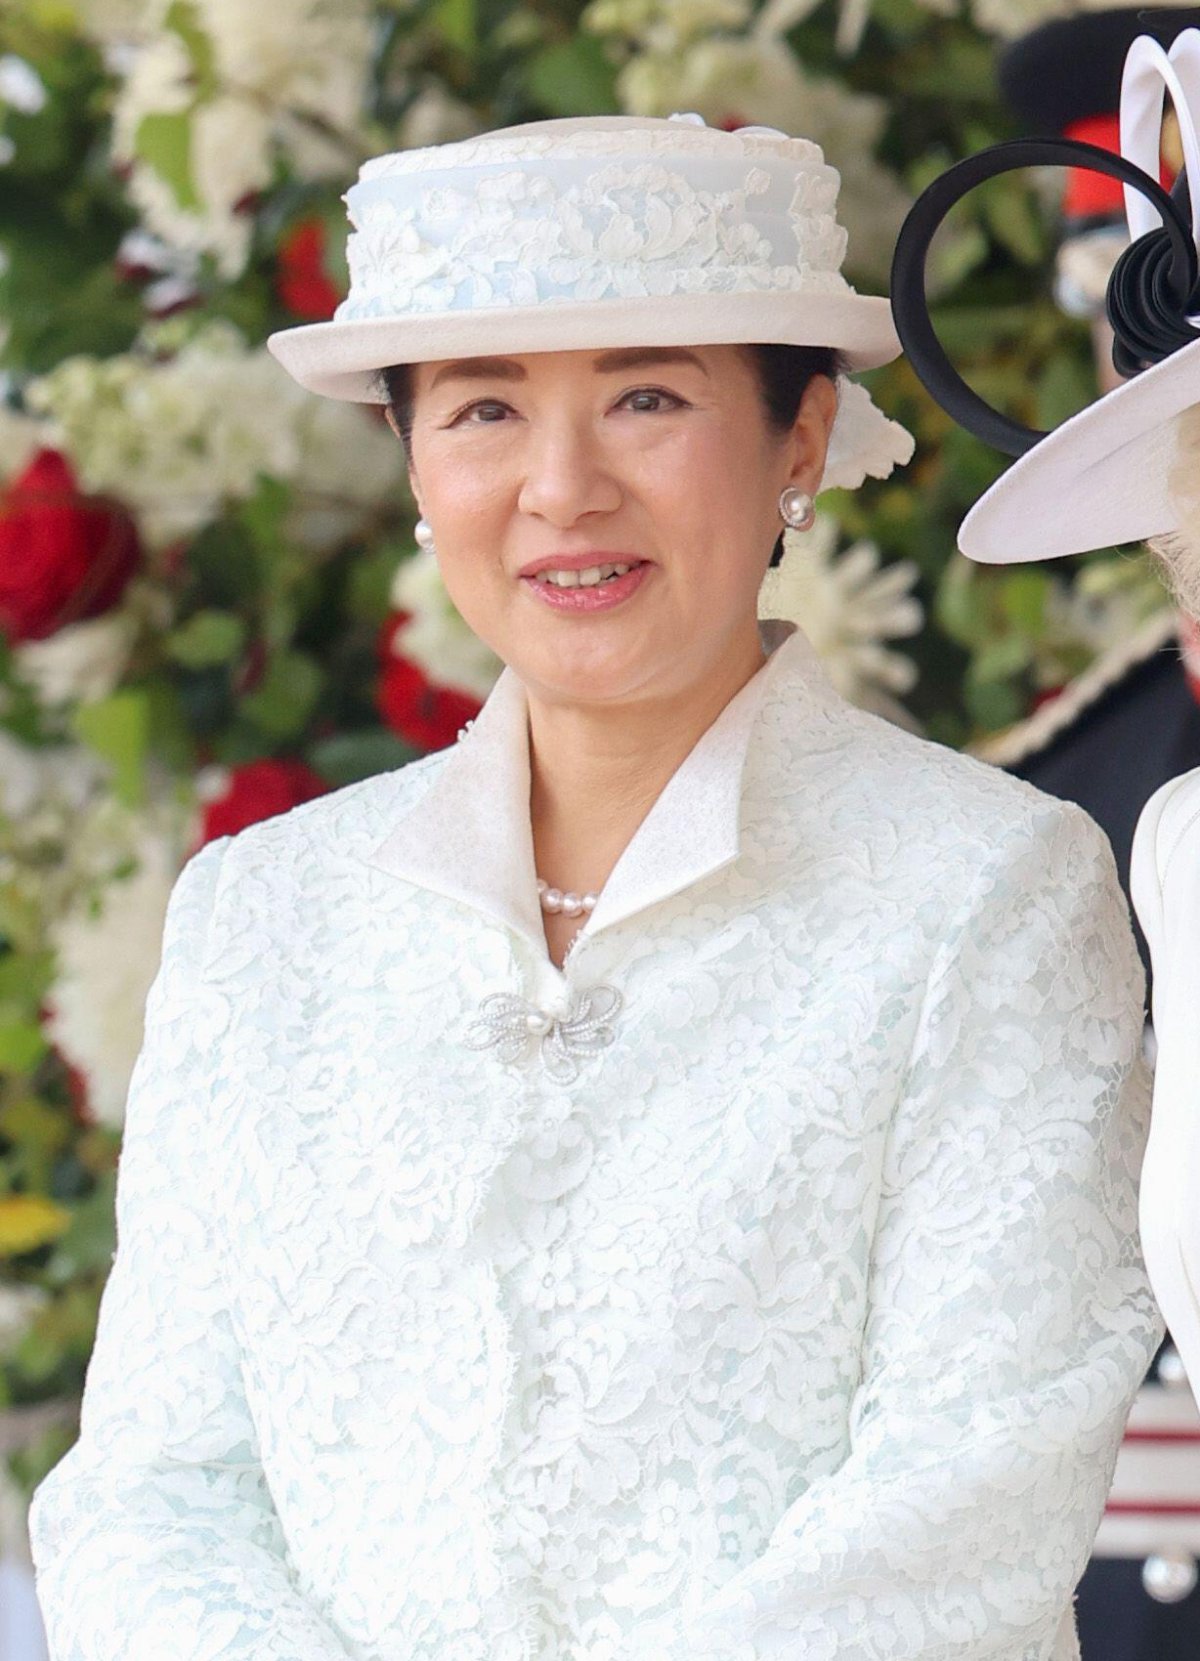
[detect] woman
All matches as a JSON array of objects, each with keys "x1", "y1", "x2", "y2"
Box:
[
  {"x1": 27, "y1": 113, "x2": 1159, "y2": 1661},
  {"x1": 891, "y1": 27, "x2": 1200, "y2": 1402}
]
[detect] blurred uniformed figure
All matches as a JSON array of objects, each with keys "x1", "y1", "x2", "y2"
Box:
[{"x1": 982, "y1": 13, "x2": 1200, "y2": 1653}]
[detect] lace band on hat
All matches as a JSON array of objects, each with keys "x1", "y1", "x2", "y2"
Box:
[{"x1": 339, "y1": 147, "x2": 850, "y2": 326}]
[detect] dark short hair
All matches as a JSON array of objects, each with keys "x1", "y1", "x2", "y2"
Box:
[{"x1": 380, "y1": 343, "x2": 842, "y2": 568}]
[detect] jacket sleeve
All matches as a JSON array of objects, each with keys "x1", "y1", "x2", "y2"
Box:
[
  {"x1": 625, "y1": 800, "x2": 1163, "y2": 1661},
  {"x1": 27, "y1": 837, "x2": 357, "y2": 1661}
]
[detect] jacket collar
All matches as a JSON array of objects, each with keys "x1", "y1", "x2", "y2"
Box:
[{"x1": 365, "y1": 620, "x2": 832, "y2": 952}]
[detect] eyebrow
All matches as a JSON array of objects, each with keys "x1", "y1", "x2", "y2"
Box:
[{"x1": 427, "y1": 347, "x2": 710, "y2": 391}]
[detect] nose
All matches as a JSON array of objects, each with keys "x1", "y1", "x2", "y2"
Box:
[{"x1": 516, "y1": 416, "x2": 622, "y2": 528}]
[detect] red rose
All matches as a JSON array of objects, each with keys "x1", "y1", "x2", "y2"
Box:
[
  {"x1": 375, "y1": 615, "x2": 482, "y2": 751},
  {"x1": 277, "y1": 218, "x2": 343, "y2": 320},
  {"x1": 199, "y1": 758, "x2": 329, "y2": 844},
  {"x1": 0, "y1": 449, "x2": 141, "y2": 643}
]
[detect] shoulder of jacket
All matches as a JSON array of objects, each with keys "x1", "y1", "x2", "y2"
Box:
[
  {"x1": 819, "y1": 699, "x2": 1100, "y2": 853},
  {"x1": 215, "y1": 748, "x2": 451, "y2": 872}
]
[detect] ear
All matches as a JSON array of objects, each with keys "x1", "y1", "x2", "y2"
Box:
[{"x1": 785, "y1": 373, "x2": 839, "y2": 495}]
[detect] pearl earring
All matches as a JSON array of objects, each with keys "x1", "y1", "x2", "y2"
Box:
[
  {"x1": 414, "y1": 517, "x2": 436, "y2": 553},
  {"x1": 778, "y1": 486, "x2": 816, "y2": 533}
]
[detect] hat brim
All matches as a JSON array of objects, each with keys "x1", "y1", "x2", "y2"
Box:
[
  {"x1": 959, "y1": 334, "x2": 1200, "y2": 563},
  {"x1": 266, "y1": 291, "x2": 900, "y2": 401}
]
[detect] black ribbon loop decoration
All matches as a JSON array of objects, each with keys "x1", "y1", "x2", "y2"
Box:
[{"x1": 890, "y1": 136, "x2": 1200, "y2": 457}]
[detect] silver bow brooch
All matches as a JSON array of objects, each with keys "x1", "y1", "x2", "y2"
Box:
[{"x1": 464, "y1": 984, "x2": 622, "y2": 1083}]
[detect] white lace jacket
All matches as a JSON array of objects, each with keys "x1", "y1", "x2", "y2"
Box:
[{"x1": 28, "y1": 624, "x2": 1160, "y2": 1661}]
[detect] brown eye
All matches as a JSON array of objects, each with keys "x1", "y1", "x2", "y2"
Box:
[
  {"x1": 622, "y1": 387, "x2": 683, "y2": 413},
  {"x1": 451, "y1": 399, "x2": 511, "y2": 426}
]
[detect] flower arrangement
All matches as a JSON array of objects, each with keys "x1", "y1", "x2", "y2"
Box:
[{"x1": 0, "y1": 0, "x2": 1175, "y2": 1545}]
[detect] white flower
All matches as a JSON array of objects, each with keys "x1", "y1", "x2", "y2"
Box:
[
  {"x1": 108, "y1": 0, "x2": 372, "y2": 275},
  {"x1": 197, "y1": 0, "x2": 371, "y2": 136},
  {"x1": 0, "y1": 1284, "x2": 48, "y2": 1352},
  {"x1": 585, "y1": 0, "x2": 753, "y2": 52},
  {"x1": 25, "y1": 322, "x2": 403, "y2": 548},
  {"x1": 44, "y1": 803, "x2": 196, "y2": 1129},
  {"x1": 0, "y1": 734, "x2": 101, "y2": 823},
  {"x1": 0, "y1": 55, "x2": 47, "y2": 115},
  {"x1": 68, "y1": 0, "x2": 146, "y2": 51},
  {"x1": 397, "y1": 86, "x2": 486, "y2": 151},
  {"x1": 0, "y1": 404, "x2": 48, "y2": 480},
  {"x1": 0, "y1": 732, "x2": 46, "y2": 820},
  {"x1": 389, "y1": 547, "x2": 505, "y2": 700},
  {"x1": 15, "y1": 611, "x2": 138, "y2": 708},
  {"x1": 824, "y1": 377, "x2": 914, "y2": 492},
  {"x1": 758, "y1": 515, "x2": 922, "y2": 716},
  {"x1": 113, "y1": 36, "x2": 269, "y2": 277}
]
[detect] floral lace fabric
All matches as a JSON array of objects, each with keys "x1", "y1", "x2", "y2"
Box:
[
  {"x1": 28, "y1": 633, "x2": 1161, "y2": 1660},
  {"x1": 341, "y1": 158, "x2": 848, "y2": 322}
]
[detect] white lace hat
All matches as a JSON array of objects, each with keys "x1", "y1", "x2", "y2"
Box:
[
  {"x1": 892, "y1": 28, "x2": 1200, "y2": 562},
  {"x1": 266, "y1": 112, "x2": 913, "y2": 492}
]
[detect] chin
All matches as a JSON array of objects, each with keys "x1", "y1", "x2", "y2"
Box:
[{"x1": 516, "y1": 632, "x2": 677, "y2": 707}]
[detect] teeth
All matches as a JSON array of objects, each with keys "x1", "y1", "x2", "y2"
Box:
[{"x1": 536, "y1": 562, "x2": 637, "y2": 587}]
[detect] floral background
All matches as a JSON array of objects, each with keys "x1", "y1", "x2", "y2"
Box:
[{"x1": 0, "y1": 0, "x2": 1184, "y2": 1555}]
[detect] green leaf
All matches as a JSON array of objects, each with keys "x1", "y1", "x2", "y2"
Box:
[
  {"x1": 165, "y1": 609, "x2": 248, "y2": 669},
  {"x1": 1035, "y1": 351, "x2": 1096, "y2": 431},
  {"x1": 965, "y1": 676, "x2": 1024, "y2": 732},
  {"x1": 969, "y1": 632, "x2": 1033, "y2": 683},
  {"x1": 143, "y1": 680, "x2": 196, "y2": 773},
  {"x1": 133, "y1": 111, "x2": 199, "y2": 213},
  {"x1": 981, "y1": 180, "x2": 1045, "y2": 267},
  {"x1": 241, "y1": 650, "x2": 322, "y2": 739},
  {"x1": 237, "y1": 475, "x2": 292, "y2": 557},
  {"x1": 527, "y1": 36, "x2": 618, "y2": 117},
  {"x1": 0, "y1": 949, "x2": 53, "y2": 1012},
  {"x1": 70, "y1": 689, "x2": 149, "y2": 807},
  {"x1": 998, "y1": 569, "x2": 1049, "y2": 636},
  {"x1": 0, "y1": 1021, "x2": 48, "y2": 1074},
  {"x1": 0, "y1": 1094, "x2": 71, "y2": 1192},
  {"x1": 163, "y1": 0, "x2": 217, "y2": 100},
  {"x1": 307, "y1": 730, "x2": 416, "y2": 786},
  {"x1": 935, "y1": 557, "x2": 987, "y2": 647},
  {"x1": 346, "y1": 542, "x2": 407, "y2": 624},
  {"x1": 431, "y1": 0, "x2": 476, "y2": 52},
  {"x1": 44, "y1": 1172, "x2": 117, "y2": 1283}
]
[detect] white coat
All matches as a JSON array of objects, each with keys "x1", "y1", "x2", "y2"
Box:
[
  {"x1": 1131, "y1": 767, "x2": 1200, "y2": 1393},
  {"x1": 28, "y1": 623, "x2": 1160, "y2": 1661}
]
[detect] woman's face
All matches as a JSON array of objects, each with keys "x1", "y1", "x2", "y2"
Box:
[{"x1": 397, "y1": 344, "x2": 836, "y2": 708}]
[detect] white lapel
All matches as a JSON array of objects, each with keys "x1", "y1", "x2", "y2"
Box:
[
  {"x1": 366, "y1": 660, "x2": 544, "y2": 950},
  {"x1": 365, "y1": 622, "x2": 832, "y2": 949}
]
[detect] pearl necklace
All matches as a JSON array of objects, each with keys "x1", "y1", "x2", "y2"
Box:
[{"x1": 536, "y1": 878, "x2": 598, "y2": 918}]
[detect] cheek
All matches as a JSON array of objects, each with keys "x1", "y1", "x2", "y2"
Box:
[
  {"x1": 418, "y1": 448, "x2": 512, "y2": 571},
  {"x1": 635, "y1": 424, "x2": 775, "y2": 571}
]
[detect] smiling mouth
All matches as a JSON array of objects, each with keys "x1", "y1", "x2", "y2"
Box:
[{"x1": 529, "y1": 560, "x2": 647, "y2": 589}]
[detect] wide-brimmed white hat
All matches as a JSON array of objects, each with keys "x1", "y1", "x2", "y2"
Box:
[
  {"x1": 892, "y1": 28, "x2": 1200, "y2": 563},
  {"x1": 267, "y1": 112, "x2": 913, "y2": 492}
]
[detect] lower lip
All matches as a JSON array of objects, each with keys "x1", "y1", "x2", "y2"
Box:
[{"x1": 521, "y1": 562, "x2": 651, "y2": 612}]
